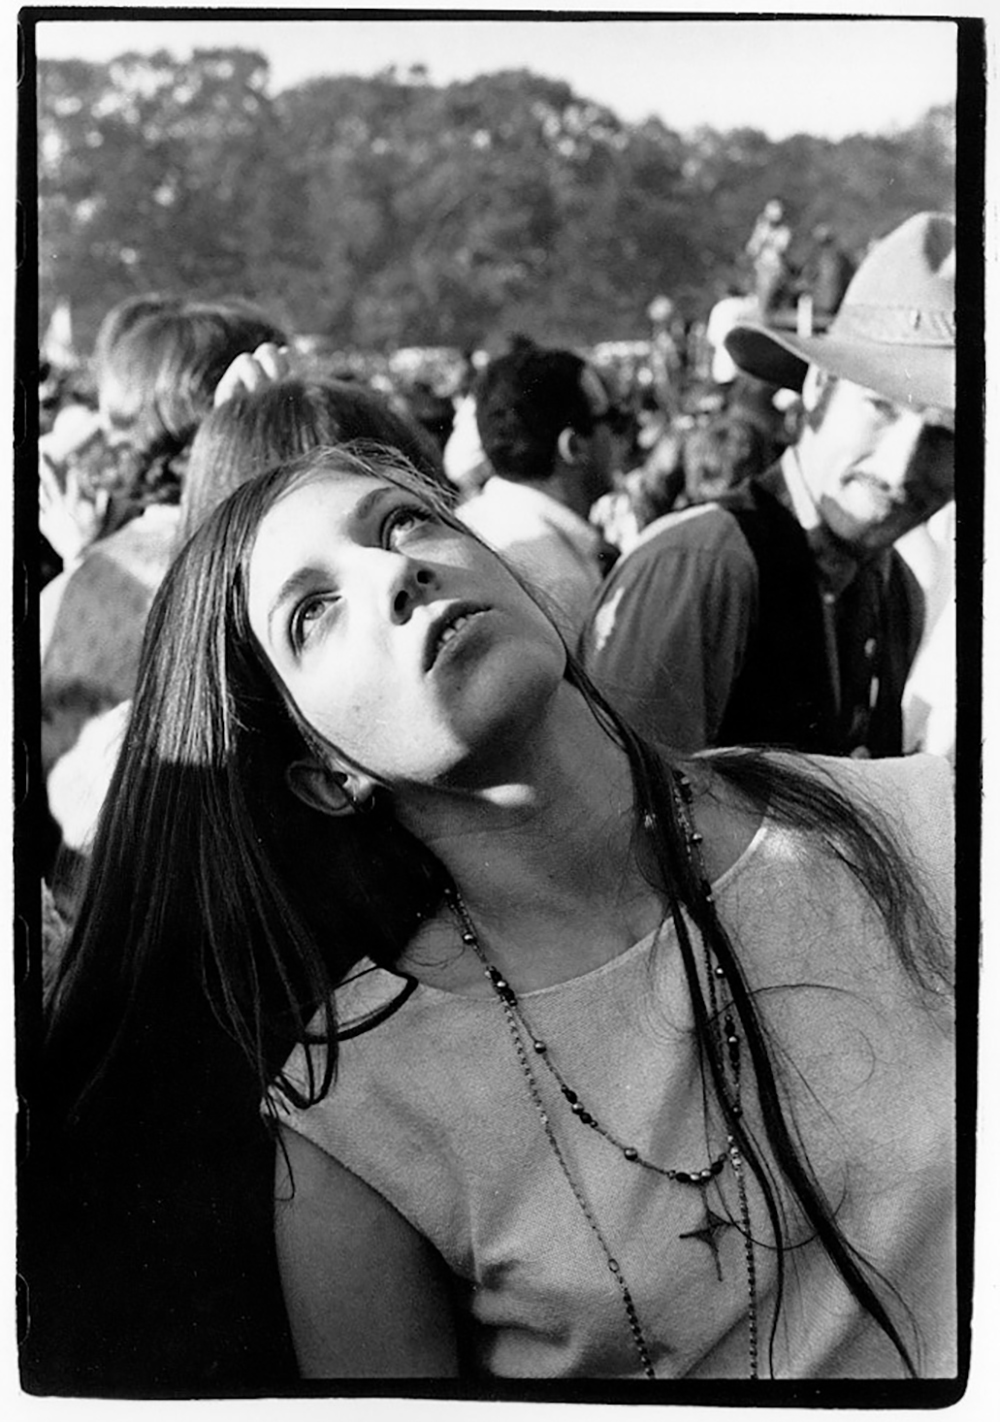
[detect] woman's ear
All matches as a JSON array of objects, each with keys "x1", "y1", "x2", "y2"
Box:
[{"x1": 285, "y1": 760, "x2": 375, "y2": 818}]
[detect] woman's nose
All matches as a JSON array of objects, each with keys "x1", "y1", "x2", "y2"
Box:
[{"x1": 387, "y1": 558, "x2": 436, "y2": 623}]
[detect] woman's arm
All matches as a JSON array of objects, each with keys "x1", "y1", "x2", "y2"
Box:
[{"x1": 274, "y1": 1124, "x2": 461, "y2": 1378}]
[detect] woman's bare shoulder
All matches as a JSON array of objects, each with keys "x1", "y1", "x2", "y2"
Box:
[{"x1": 684, "y1": 757, "x2": 767, "y2": 884}]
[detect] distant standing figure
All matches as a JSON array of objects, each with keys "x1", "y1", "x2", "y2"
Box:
[
  {"x1": 745, "y1": 200, "x2": 792, "y2": 319},
  {"x1": 647, "y1": 295, "x2": 684, "y2": 416}
]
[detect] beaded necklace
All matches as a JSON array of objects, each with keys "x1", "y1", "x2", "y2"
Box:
[{"x1": 444, "y1": 769, "x2": 760, "y2": 1380}]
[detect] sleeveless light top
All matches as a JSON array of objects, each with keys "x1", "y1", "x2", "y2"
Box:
[{"x1": 273, "y1": 754, "x2": 955, "y2": 1379}]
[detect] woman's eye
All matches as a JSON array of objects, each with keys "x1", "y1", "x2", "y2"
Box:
[
  {"x1": 291, "y1": 594, "x2": 335, "y2": 647},
  {"x1": 383, "y1": 504, "x2": 433, "y2": 547}
]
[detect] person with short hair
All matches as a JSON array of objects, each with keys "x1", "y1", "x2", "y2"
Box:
[
  {"x1": 460, "y1": 343, "x2": 620, "y2": 636},
  {"x1": 92, "y1": 295, "x2": 289, "y2": 527},
  {"x1": 580, "y1": 212, "x2": 956, "y2": 759}
]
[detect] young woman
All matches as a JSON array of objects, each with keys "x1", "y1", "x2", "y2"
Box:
[{"x1": 26, "y1": 445, "x2": 955, "y2": 1392}]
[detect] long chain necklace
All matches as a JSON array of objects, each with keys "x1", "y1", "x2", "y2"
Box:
[{"x1": 444, "y1": 769, "x2": 759, "y2": 1379}]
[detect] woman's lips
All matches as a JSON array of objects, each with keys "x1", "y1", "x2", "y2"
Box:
[{"x1": 424, "y1": 605, "x2": 487, "y2": 671}]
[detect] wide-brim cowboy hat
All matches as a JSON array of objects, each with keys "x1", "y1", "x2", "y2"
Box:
[{"x1": 724, "y1": 211, "x2": 955, "y2": 412}]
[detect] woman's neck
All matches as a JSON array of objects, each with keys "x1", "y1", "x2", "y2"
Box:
[{"x1": 393, "y1": 685, "x2": 667, "y2": 994}]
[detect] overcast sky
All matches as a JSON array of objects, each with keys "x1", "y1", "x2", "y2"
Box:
[{"x1": 31, "y1": 12, "x2": 958, "y2": 142}]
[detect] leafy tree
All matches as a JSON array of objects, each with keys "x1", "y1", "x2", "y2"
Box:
[
  {"x1": 36, "y1": 51, "x2": 956, "y2": 359},
  {"x1": 38, "y1": 49, "x2": 284, "y2": 347}
]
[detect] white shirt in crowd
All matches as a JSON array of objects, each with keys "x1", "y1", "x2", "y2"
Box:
[{"x1": 458, "y1": 476, "x2": 605, "y2": 640}]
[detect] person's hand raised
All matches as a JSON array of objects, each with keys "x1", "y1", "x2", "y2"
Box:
[
  {"x1": 213, "y1": 342, "x2": 295, "y2": 407},
  {"x1": 39, "y1": 440, "x2": 110, "y2": 566}
]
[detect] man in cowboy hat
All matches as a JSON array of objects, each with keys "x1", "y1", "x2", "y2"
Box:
[{"x1": 579, "y1": 211, "x2": 955, "y2": 758}]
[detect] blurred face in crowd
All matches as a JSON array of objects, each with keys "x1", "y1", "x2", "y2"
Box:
[
  {"x1": 97, "y1": 366, "x2": 144, "y2": 452},
  {"x1": 247, "y1": 468, "x2": 566, "y2": 793},
  {"x1": 797, "y1": 367, "x2": 954, "y2": 553},
  {"x1": 683, "y1": 419, "x2": 760, "y2": 505}
]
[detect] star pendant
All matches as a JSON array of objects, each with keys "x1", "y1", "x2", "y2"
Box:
[{"x1": 679, "y1": 1204, "x2": 732, "y2": 1282}]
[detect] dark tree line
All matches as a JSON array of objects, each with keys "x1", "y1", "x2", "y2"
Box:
[{"x1": 37, "y1": 48, "x2": 956, "y2": 356}]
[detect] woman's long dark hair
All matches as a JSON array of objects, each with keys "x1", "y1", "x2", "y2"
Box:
[
  {"x1": 177, "y1": 376, "x2": 451, "y2": 547},
  {"x1": 40, "y1": 446, "x2": 951, "y2": 1380},
  {"x1": 42, "y1": 451, "x2": 454, "y2": 1128}
]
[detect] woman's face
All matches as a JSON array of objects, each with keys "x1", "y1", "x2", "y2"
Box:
[{"x1": 246, "y1": 470, "x2": 566, "y2": 787}]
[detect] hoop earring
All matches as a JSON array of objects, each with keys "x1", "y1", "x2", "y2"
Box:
[{"x1": 352, "y1": 789, "x2": 377, "y2": 816}]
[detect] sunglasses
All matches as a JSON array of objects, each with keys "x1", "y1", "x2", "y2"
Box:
[{"x1": 594, "y1": 406, "x2": 636, "y2": 437}]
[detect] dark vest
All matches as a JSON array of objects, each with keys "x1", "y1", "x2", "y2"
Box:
[{"x1": 717, "y1": 469, "x2": 923, "y2": 756}]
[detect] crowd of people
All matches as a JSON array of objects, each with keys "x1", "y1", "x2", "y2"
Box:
[{"x1": 23, "y1": 208, "x2": 958, "y2": 1394}]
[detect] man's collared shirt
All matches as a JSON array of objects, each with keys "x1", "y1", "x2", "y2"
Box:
[{"x1": 459, "y1": 476, "x2": 607, "y2": 638}]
